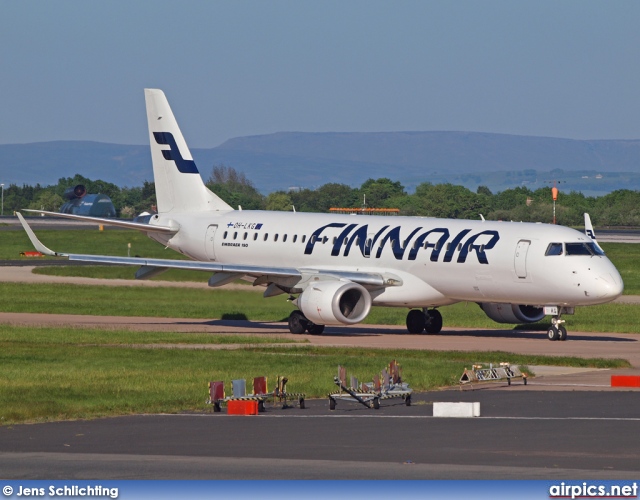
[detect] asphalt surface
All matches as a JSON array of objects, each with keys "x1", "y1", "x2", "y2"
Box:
[{"x1": 1, "y1": 390, "x2": 640, "y2": 479}]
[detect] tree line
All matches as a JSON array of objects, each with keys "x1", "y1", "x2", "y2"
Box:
[{"x1": 3, "y1": 167, "x2": 640, "y2": 227}]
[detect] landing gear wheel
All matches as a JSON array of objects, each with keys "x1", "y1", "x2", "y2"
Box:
[
  {"x1": 329, "y1": 398, "x2": 336, "y2": 410},
  {"x1": 424, "y1": 309, "x2": 443, "y2": 334},
  {"x1": 288, "y1": 310, "x2": 308, "y2": 334},
  {"x1": 558, "y1": 325, "x2": 568, "y2": 341},
  {"x1": 406, "y1": 309, "x2": 426, "y2": 334},
  {"x1": 405, "y1": 395, "x2": 412, "y2": 406},
  {"x1": 547, "y1": 326, "x2": 559, "y2": 341},
  {"x1": 372, "y1": 397, "x2": 380, "y2": 410},
  {"x1": 307, "y1": 323, "x2": 325, "y2": 335},
  {"x1": 299, "y1": 398, "x2": 305, "y2": 409}
]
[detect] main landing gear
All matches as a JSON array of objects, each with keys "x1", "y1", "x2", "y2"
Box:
[
  {"x1": 288, "y1": 310, "x2": 325, "y2": 335},
  {"x1": 406, "y1": 308, "x2": 443, "y2": 334},
  {"x1": 547, "y1": 314, "x2": 568, "y2": 341}
]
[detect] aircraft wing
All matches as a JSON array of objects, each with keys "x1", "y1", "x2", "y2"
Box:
[
  {"x1": 21, "y1": 209, "x2": 177, "y2": 233},
  {"x1": 17, "y1": 213, "x2": 397, "y2": 289}
]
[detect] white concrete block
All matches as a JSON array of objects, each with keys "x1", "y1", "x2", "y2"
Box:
[{"x1": 433, "y1": 402, "x2": 481, "y2": 417}]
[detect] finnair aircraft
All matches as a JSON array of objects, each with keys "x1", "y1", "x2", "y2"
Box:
[{"x1": 19, "y1": 89, "x2": 624, "y2": 341}]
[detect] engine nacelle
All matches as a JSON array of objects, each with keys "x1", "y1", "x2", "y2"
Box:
[
  {"x1": 478, "y1": 303, "x2": 545, "y2": 324},
  {"x1": 298, "y1": 280, "x2": 372, "y2": 326},
  {"x1": 63, "y1": 184, "x2": 87, "y2": 200}
]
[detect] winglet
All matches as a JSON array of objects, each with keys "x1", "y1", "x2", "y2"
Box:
[{"x1": 17, "y1": 212, "x2": 64, "y2": 257}]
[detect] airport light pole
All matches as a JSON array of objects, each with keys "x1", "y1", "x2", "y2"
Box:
[{"x1": 1, "y1": 183, "x2": 4, "y2": 216}]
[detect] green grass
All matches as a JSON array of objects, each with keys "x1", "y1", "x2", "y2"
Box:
[
  {"x1": 0, "y1": 283, "x2": 291, "y2": 320},
  {"x1": 1, "y1": 228, "x2": 185, "y2": 261},
  {"x1": 601, "y1": 243, "x2": 640, "y2": 295},
  {"x1": 0, "y1": 325, "x2": 302, "y2": 346},
  {"x1": 0, "y1": 282, "x2": 639, "y2": 333},
  {"x1": 0, "y1": 324, "x2": 628, "y2": 425}
]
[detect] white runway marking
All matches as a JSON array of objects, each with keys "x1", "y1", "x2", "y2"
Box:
[{"x1": 156, "y1": 413, "x2": 640, "y2": 421}]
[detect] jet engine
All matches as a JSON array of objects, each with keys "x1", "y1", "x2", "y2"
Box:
[
  {"x1": 298, "y1": 280, "x2": 372, "y2": 326},
  {"x1": 63, "y1": 185, "x2": 87, "y2": 200},
  {"x1": 478, "y1": 303, "x2": 545, "y2": 324}
]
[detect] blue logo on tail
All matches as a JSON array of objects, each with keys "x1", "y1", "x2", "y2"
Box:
[{"x1": 153, "y1": 132, "x2": 199, "y2": 174}]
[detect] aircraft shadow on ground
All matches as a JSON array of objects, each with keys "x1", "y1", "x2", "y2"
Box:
[
  {"x1": 419, "y1": 329, "x2": 637, "y2": 342},
  {"x1": 171, "y1": 319, "x2": 636, "y2": 343}
]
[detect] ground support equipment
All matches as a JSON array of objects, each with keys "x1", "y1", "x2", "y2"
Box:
[
  {"x1": 271, "y1": 376, "x2": 306, "y2": 409},
  {"x1": 206, "y1": 377, "x2": 271, "y2": 413},
  {"x1": 207, "y1": 376, "x2": 305, "y2": 412},
  {"x1": 459, "y1": 363, "x2": 527, "y2": 388},
  {"x1": 328, "y1": 361, "x2": 413, "y2": 410}
]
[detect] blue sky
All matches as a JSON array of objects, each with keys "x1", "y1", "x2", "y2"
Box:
[{"x1": 1, "y1": 1, "x2": 639, "y2": 147}]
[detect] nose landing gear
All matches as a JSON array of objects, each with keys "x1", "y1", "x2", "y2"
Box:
[{"x1": 547, "y1": 313, "x2": 568, "y2": 341}]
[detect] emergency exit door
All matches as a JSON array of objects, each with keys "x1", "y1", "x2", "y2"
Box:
[{"x1": 205, "y1": 225, "x2": 218, "y2": 260}]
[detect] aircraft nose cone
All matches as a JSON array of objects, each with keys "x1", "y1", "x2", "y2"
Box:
[
  {"x1": 608, "y1": 271, "x2": 624, "y2": 298},
  {"x1": 595, "y1": 266, "x2": 624, "y2": 301}
]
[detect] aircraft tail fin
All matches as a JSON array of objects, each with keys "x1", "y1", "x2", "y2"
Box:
[
  {"x1": 144, "y1": 89, "x2": 233, "y2": 214},
  {"x1": 584, "y1": 213, "x2": 603, "y2": 251}
]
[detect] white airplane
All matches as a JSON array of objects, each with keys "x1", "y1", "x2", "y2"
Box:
[{"x1": 18, "y1": 89, "x2": 624, "y2": 341}]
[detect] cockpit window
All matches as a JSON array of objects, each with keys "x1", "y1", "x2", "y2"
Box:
[
  {"x1": 545, "y1": 243, "x2": 563, "y2": 256},
  {"x1": 586, "y1": 242, "x2": 605, "y2": 256},
  {"x1": 565, "y1": 243, "x2": 593, "y2": 256}
]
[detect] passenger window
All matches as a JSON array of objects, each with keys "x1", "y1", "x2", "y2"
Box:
[
  {"x1": 264, "y1": 233, "x2": 268, "y2": 241},
  {"x1": 253, "y1": 233, "x2": 258, "y2": 241},
  {"x1": 293, "y1": 235, "x2": 297, "y2": 243},
  {"x1": 274, "y1": 234, "x2": 279, "y2": 242},
  {"x1": 243, "y1": 232, "x2": 248, "y2": 240},
  {"x1": 223, "y1": 231, "x2": 228, "y2": 239},
  {"x1": 545, "y1": 243, "x2": 563, "y2": 256},
  {"x1": 233, "y1": 232, "x2": 238, "y2": 240},
  {"x1": 283, "y1": 234, "x2": 287, "y2": 242},
  {"x1": 310, "y1": 235, "x2": 316, "y2": 243},
  {"x1": 302, "y1": 235, "x2": 307, "y2": 243}
]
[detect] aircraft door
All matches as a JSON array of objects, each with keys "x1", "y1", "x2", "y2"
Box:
[
  {"x1": 514, "y1": 240, "x2": 530, "y2": 279},
  {"x1": 205, "y1": 225, "x2": 218, "y2": 261}
]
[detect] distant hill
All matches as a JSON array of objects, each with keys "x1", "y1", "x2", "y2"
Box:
[{"x1": 1, "y1": 132, "x2": 638, "y2": 194}]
